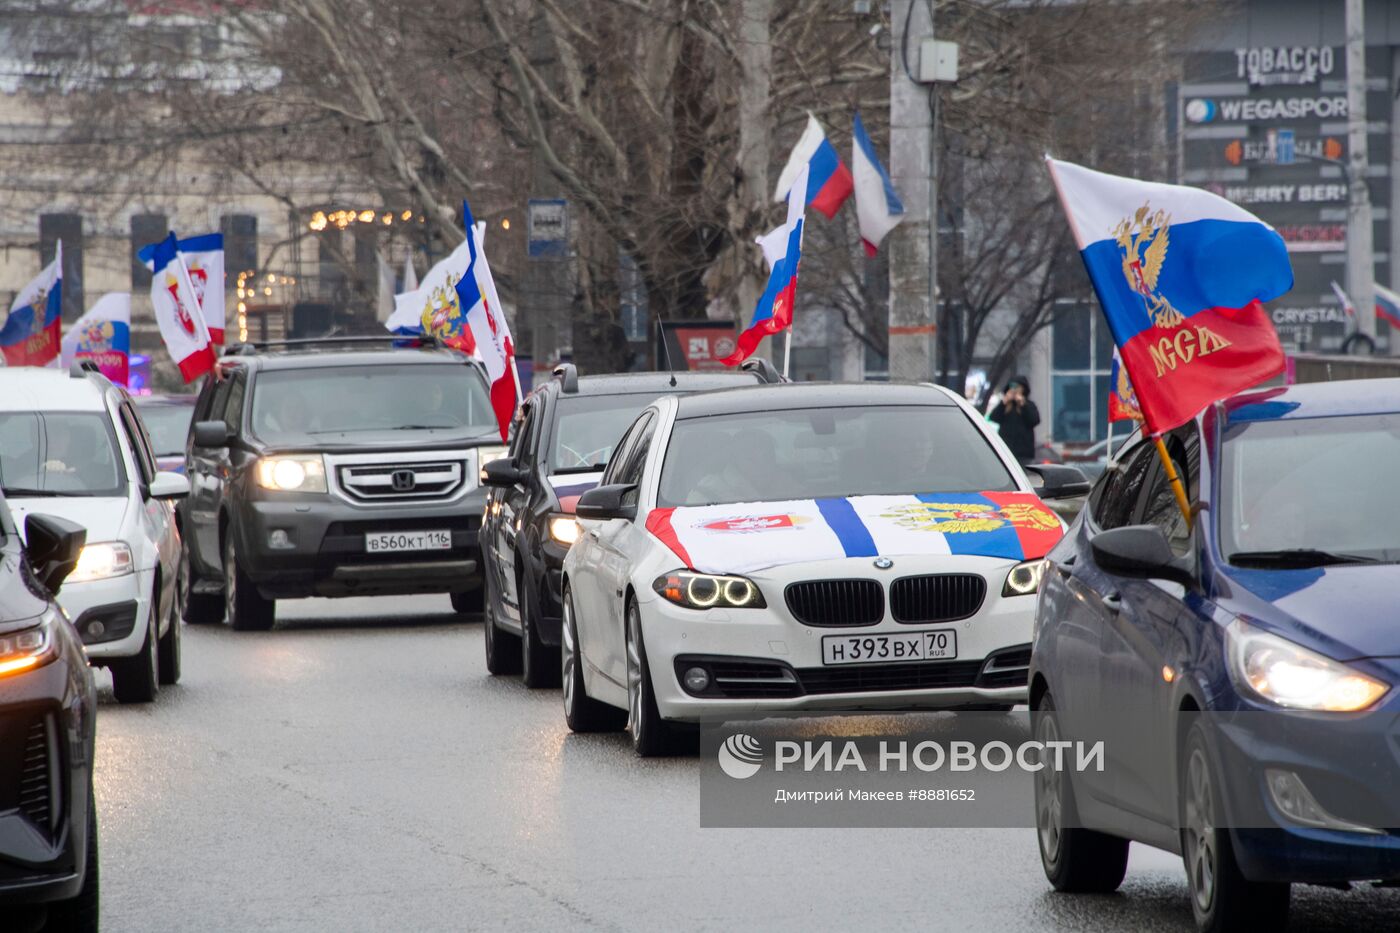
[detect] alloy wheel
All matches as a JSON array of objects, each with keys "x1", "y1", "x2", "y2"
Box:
[
  {"x1": 625, "y1": 608, "x2": 643, "y2": 734},
  {"x1": 1035, "y1": 711, "x2": 1063, "y2": 865},
  {"x1": 1184, "y1": 747, "x2": 1217, "y2": 914},
  {"x1": 223, "y1": 536, "x2": 237, "y2": 626},
  {"x1": 562, "y1": 598, "x2": 577, "y2": 718}
]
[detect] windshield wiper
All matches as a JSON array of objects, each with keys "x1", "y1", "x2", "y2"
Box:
[
  {"x1": 1, "y1": 486, "x2": 84, "y2": 497},
  {"x1": 553, "y1": 463, "x2": 607, "y2": 475},
  {"x1": 390, "y1": 423, "x2": 456, "y2": 430},
  {"x1": 1229, "y1": 548, "x2": 1382, "y2": 568}
]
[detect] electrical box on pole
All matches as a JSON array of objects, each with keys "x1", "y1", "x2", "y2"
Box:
[{"x1": 917, "y1": 40, "x2": 959, "y2": 84}]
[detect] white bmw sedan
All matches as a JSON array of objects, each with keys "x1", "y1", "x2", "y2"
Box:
[{"x1": 560, "y1": 382, "x2": 1087, "y2": 755}]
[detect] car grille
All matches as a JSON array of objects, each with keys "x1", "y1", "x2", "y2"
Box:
[
  {"x1": 18, "y1": 717, "x2": 56, "y2": 836},
  {"x1": 785, "y1": 580, "x2": 884, "y2": 627},
  {"x1": 796, "y1": 660, "x2": 984, "y2": 694},
  {"x1": 337, "y1": 460, "x2": 465, "y2": 503},
  {"x1": 890, "y1": 573, "x2": 986, "y2": 624}
]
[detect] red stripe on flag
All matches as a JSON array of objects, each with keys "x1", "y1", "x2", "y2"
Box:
[
  {"x1": 1119, "y1": 300, "x2": 1284, "y2": 435},
  {"x1": 981, "y1": 491, "x2": 1064, "y2": 560},
  {"x1": 644, "y1": 508, "x2": 693, "y2": 568},
  {"x1": 177, "y1": 345, "x2": 216, "y2": 383},
  {"x1": 208, "y1": 327, "x2": 224, "y2": 345},
  {"x1": 809, "y1": 163, "x2": 853, "y2": 219},
  {"x1": 489, "y1": 365, "x2": 519, "y2": 442}
]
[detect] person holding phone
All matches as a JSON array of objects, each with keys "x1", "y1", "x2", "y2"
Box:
[{"x1": 989, "y1": 375, "x2": 1040, "y2": 464}]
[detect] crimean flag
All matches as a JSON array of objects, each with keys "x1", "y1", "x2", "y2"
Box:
[
  {"x1": 851, "y1": 111, "x2": 904, "y2": 255},
  {"x1": 138, "y1": 233, "x2": 226, "y2": 344},
  {"x1": 147, "y1": 233, "x2": 216, "y2": 382},
  {"x1": 0, "y1": 242, "x2": 62, "y2": 368},
  {"x1": 454, "y1": 199, "x2": 521, "y2": 441},
  {"x1": 1047, "y1": 158, "x2": 1291, "y2": 434}
]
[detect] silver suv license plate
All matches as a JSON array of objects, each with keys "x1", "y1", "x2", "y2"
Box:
[
  {"x1": 821, "y1": 630, "x2": 958, "y2": 666},
  {"x1": 365, "y1": 530, "x2": 452, "y2": 553}
]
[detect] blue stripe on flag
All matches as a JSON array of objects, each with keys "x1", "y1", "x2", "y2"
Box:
[
  {"x1": 816, "y1": 498, "x2": 878, "y2": 558},
  {"x1": 914, "y1": 493, "x2": 1024, "y2": 560}
]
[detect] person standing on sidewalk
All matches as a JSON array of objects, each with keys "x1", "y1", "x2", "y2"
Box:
[{"x1": 989, "y1": 375, "x2": 1040, "y2": 464}]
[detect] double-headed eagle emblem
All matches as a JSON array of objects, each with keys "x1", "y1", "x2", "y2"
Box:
[
  {"x1": 879, "y1": 502, "x2": 1060, "y2": 535},
  {"x1": 420, "y1": 273, "x2": 463, "y2": 337},
  {"x1": 1113, "y1": 203, "x2": 1185, "y2": 330}
]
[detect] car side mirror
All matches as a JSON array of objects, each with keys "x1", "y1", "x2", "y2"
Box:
[
  {"x1": 25, "y1": 514, "x2": 86, "y2": 594},
  {"x1": 1023, "y1": 463, "x2": 1091, "y2": 500},
  {"x1": 481, "y1": 458, "x2": 527, "y2": 488},
  {"x1": 149, "y1": 471, "x2": 190, "y2": 500},
  {"x1": 575, "y1": 483, "x2": 637, "y2": 522},
  {"x1": 1090, "y1": 524, "x2": 1191, "y2": 581},
  {"x1": 192, "y1": 420, "x2": 231, "y2": 449}
]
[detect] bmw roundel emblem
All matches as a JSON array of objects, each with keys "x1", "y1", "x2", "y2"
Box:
[{"x1": 873, "y1": 557, "x2": 894, "y2": 570}]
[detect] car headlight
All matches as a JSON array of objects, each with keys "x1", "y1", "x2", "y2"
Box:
[
  {"x1": 478, "y1": 445, "x2": 509, "y2": 483},
  {"x1": 1002, "y1": 558, "x2": 1047, "y2": 597},
  {"x1": 1226, "y1": 619, "x2": 1389, "y2": 712},
  {"x1": 653, "y1": 571, "x2": 766, "y2": 610},
  {"x1": 0, "y1": 608, "x2": 57, "y2": 678},
  {"x1": 256, "y1": 455, "x2": 327, "y2": 493},
  {"x1": 67, "y1": 541, "x2": 134, "y2": 583},
  {"x1": 548, "y1": 514, "x2": 581, "y2": 546}
]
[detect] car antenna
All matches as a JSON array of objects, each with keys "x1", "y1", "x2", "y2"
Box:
[{"x1": 658, "y1": 318, "x2": 677, "y2": 387}]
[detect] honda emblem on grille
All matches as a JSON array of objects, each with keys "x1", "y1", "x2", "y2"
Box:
[
  {"x1": 390, "y1": 469, "x2": 417, "y2": 492},
  {"x1": 873, "y1": 557, "x2": 893, "y2": 570}
]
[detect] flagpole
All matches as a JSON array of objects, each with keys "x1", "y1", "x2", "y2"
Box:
[
  {"x1": 1151, "y1": 434, "x2": 1193, "y2": 531},
  {"x1": 782, "y1": 330, "x2": 792, "y2": 379}
]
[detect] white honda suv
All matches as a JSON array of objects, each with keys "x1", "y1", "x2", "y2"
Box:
[{"x1": 0, "y1": 365, "x2": 188, "y2": 702}]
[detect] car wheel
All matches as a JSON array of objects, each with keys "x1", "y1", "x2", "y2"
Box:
[
  {"x1": 110, "y1": 607, "x2": 158, "y2": 704},
  {"x1": 450, "y1": 588, "x2": 483, "y2": 615},
  {"x1": 1034, "y1": 691, "x2": 1128, "y2": 892},
  {"x1": 483, "y1": 570, "x2": 521, "y2": 676},
  {"x1": 45, "y1": 785, "x2": 98, "y2": 933},
  {"x1": 625, "y1": 599, "x2": 695, "y2": 757},
  {"x1": 519, "y1": 567, "x2": 559, "y2": 689},
  {"x1": 1181, "y1": 723, "x2": 1290, "y2": 933},
  {"x1": 181, "y1": 538, "x2": 222, "y2": 624},
  {"x1": 561, "y1": 586, "x2": 625, "y2": 733},
  {"x1": 157, "y1": 578, "x2": 182, "y2": 686},
  {"x1": 224, "y1": 531, "x2": 275, "y2": 632}
]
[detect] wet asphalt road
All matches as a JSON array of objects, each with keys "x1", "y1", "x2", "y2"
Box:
[{"x1": 90, "y1": 595, "x2": 1400, "y2": 932}]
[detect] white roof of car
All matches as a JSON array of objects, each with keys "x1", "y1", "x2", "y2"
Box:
[{"x1": 0, "y1": 369, "x2": 109, "y2": 412}]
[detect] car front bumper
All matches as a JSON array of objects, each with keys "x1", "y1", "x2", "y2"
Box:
[
  {"x1": 55, "y1": 569, "x2": 152, "y2": 664},
  {"x1": 233, "y1": 487, "x2": 489, "y2": 599},
  {"x1": 638, "y1": 587, "x2": 1035, "y2": 722}
]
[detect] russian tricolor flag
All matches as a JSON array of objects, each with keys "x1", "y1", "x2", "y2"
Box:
[
  {"x1": 1375, "y1": 283, "x2": 1400, "y2": 329},
  {"x1": 0, "y1": 243, "x2": 62, "y2": 368},
  {"x1": 852, "y1": 111, "x2": 904, "y2": 255},
  {"x1": 774, "y1": 114, "x2": 853, "y2": 220},
  {"x1": 1048, "y1": 158, "x2": 1291, "y2": 434},
  {"x1": 724, "y1": 167, "x2": 808, "y2": 367}
]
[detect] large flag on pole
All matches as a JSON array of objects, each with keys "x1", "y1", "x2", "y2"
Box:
[
  {"x1": 774, "y1": 114, "x2": 853, "y2": 220},
  {"x1": 851, "y1": 111, "x2": 904, "y2": 255},
  {"x1": 0, "y1": 243, "x2": 62, "y2": 367},
  {"x1": 148, "y1": 233, "x2": 216, "y2": 382},
  {"x1": 384, "y1": 238, "x2": 474, "y2": 347},
  {"x1": 62, "y1": 292, "x2": 130, "y2": 385},
  {"x1": 455, "y1": 200, "x2": 520, "y2": 441},
  {"x1": 138, "y1": 233, "x2": 225, "y2": 344},
  {"x1": 724, "y1": 166, "x2": 809, "y2": 367},
  {"x1": 1047, "y1": 157, "x2": 1291, "y2": 434}
]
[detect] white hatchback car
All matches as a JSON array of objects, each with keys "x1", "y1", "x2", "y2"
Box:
[
  {"x1": 0, "y1": 365, "x2": 188, "y2": 702},
  {"x1": 561, "y1": 382, "x2": 1088, "y2": 755}
]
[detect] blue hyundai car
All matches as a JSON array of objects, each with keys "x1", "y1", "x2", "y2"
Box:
[{"x1": 1029, "y1": 378, "x2": 1400, "y2": 933}]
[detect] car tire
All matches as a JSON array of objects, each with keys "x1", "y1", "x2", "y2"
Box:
[
  {"x1": 181, "y1": 539, "x2": 222, "y2": 624},
  {"x1": 450, "y1": 588, "x2": 484, "y2": 616},
  {"x1": 110, "y1": 608, "x2": 159, "y2": 704},
  {"x1": 157, "y1": 578, "x2": 182, "y2": 686},
  {"x1": 224, "y1": 531, "x2": 275, "y2": 632},
  {"x1": 519, "y1": 566, "x2": 559, "y2": 689},
  {"x1": 625, "y1": 599, "x2": 695, "y2": 757},
  {"x1": 45, "y1": 786, "x2": 98, "y2": 933},
  {"x1": 483, "y1": 570, "x2": 521, "y2": 676},
  {"x1": 1181, "y1": 723, "x2": 1290, "y2": 933},
  {"x1": 561, "y1": 586, "x2": 625, "y2": 733},
  {"x1": 1034, "y1": 691, "x2": 1128, "y2": 893}
]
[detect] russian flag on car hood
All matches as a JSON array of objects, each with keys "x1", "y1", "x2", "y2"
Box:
[
  {"x1": 0, "y1": 243, "x2": 62, "y2": 368},
  {"x1": 724, "y1": 166, "x2": 808, "y2": 366},
  {"x1": 774, "y1": 114, "x2": 853, "y2": 220},
  {"x1": 645, "y1": 491, "x2": 1063, "y2": 576},
  {"x1": 851, "y1": 111, "x2": 903, "y2": 255},
  {"x1": 1047, "y1": 157, "x2": 1291, "y2": 434}
]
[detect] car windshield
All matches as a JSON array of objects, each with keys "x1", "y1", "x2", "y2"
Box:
[
  {"x1": 0, "y1": 412, "x2": 126, "y2": 497},
  {"x1": 551, "y1": 393, "x2": 670, "y2": 471},
  {"x1": 136, "y1": 401, "x2": 195, "y2": 456},
  {"x1": 1220, "y1": 412, "x2": 1400, "y2": 563},
  {"x1": 250, "y1": 365, "x2": 496, "y2": 442},
  {"x1": 657, "y1": 405, "x2": 1016, "y2": 507}
]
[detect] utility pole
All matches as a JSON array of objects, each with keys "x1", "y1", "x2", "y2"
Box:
[
  {"x1": 1390, "y1": 45, "x2": 1400, "y2": 354},
  {"x1": 1345, "y1": 0, "x2": 1376, "y2": 343},
  {"x1": 888, "y1": 0, "x2": 936, "y2": 382}
]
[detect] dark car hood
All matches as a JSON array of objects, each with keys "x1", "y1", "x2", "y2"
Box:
[
  {"x1": 261, "y1": 428, "x2": 500, "y2": 453},
  {"x1": 0, "y1": 545, "x2": 49, "y2": 633},
  {"x1": 1221, "y1": 563, "x2": 1400, "y2": 661}
]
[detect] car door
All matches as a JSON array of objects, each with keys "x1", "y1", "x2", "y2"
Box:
[
  {"x1": 592, "y1": 412, "x2": 656, "y2": 687},
  {"x1": 117, "y1": 398, "x2": 175, "y2": 628},
  {"x1": 187, "y1": 374, "x2": 232, "y2": 573},
  {"x1": 495, "y1": 401, "x2": 537, "y2": 632},
  {"x1": 1097, "y1": 425, "x2": 1201, "y2": 825}
]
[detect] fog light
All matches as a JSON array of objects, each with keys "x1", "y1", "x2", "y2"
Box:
[
  {"x1": 85, "y1": 620, "x2": 105, "y2": 640},
  {"x1": 1265, "y1": 768, "x2": 1381, "y2": 834},
  {"x1": 683, "y1": 666, "x2": 711, "y2": 693},
  {"x1": 268, "y1": 529, "x2": 293, "y2": 549}
]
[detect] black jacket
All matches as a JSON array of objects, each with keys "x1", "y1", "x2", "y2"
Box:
[{"x1": 989, "y1": 399, "x2": 1041, "y2": 462}]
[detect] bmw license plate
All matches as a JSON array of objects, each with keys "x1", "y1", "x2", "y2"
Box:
[
  {"x1": 821, "y1": 630, "x2": 957, "y2": 666},
  {"x1": 365, "y1": 530, "x2": 452, "y2": 553}
]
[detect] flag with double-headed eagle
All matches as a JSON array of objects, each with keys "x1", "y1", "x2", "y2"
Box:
[
  {"x1": 384, "y1": 237, "x2": 475, "y2": 351},
  {"x1": 0, "y1": 242, "x2": 62, "y2": 367},
  {"x1": 1107, "y1": 347, "x2": 1142, "y2": 423},
  {"x1": 61, "y1": 292, "x2": 131, "y2": 385},
  {"x1": 1047, "y1": 158, "x2": 1291, "y2": 434}
]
